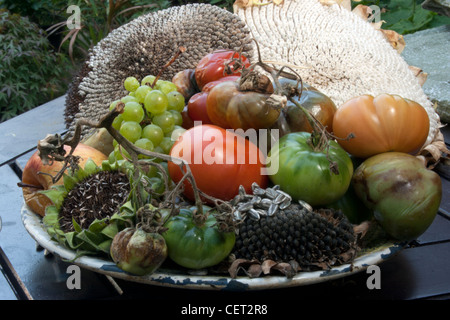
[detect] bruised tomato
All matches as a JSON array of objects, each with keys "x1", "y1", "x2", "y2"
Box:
[
  {"x1": 206, "y1": 80, "x2": 280, "y2": 130},
  {"x1": 168, "y1": 124, "x2": 268, "y2": 202}
]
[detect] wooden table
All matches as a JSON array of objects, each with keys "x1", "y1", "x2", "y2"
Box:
[{"x1": 1, "y1": 95, "x2": 450, "y2": 303}]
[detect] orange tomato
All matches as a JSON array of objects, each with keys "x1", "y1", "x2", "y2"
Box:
[{"x1": 332, "y1": 94, "x2": 430, "y2": 158}]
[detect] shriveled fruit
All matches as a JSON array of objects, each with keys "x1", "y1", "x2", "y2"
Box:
[{"x1": 110, "y1": 227, "x2": 167, "y2": 276}]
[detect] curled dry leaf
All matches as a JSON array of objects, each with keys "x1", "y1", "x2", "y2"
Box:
[
  {"x1": 233, "y1": 0, "x2": 283, "y2": 10},
  {"x1": 408, "y1": 66, "x2": 428, "y2": 87},
  {"x1": 319, "y1": 0, "x2": 351, "y2": 10},
  {"x1": 419, "y1": 127, "x2": 450, "y2": 167},
  {"x1": 228, "y1": 258, "x2": 299, "y2": 278}
]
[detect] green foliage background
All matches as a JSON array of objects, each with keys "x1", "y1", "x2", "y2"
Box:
[
  {"x1": 352, "y1": 0, "x2": 450, "y2": 35},
  {"x1": 0, "y1": 0, "x2": 448, "y2": 121}
]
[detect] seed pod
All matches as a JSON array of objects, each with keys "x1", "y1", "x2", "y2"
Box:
[{"x1": 110, "y1": 227, "x2": 168, "y2": 276}]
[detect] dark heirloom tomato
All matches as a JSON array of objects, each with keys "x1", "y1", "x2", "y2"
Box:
[
  {"x1": 163, "y1": 205, "x2": 235, "y2": 269},
  {"x1": 168, "y1": 124, "x2": 268, "y2": 202},
  {"x1": 195, "y1": 50, "x2": 250, "y2": 90},
  {"x1": 268, "y1": 131, "x2": 353, "y2": 206},
  {"x1": 272, "y1": 79, "x2": 337, "y2": 136},
  {"x1": 206, "y1": 80, "x2": 280, "y2": 130},
  {"x1": 353, "y1": 152, "x2": 442, "y2": 241}
]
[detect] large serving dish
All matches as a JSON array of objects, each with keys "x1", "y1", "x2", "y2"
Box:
[{"x1": 21, "y1": 204, "x2": 405, "y2": 291}]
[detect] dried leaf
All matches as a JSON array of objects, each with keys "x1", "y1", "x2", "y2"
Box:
[
  {"x1": 380, "y1": 29, "x2": 406, "y2": 54},
  {"x1": 408, "y1": 65, "x2": 428, "y2": 86},
  {"x1": 261, "y1": 259, "x2": 278, "y2": 274},
  {"x1": 419, "y1": 128, "x2": 450, "y2": 166},
  {"x1": 228, "y1": 258, "x2": 259, "y2": 278},
  {"x1": 247, "y1": 264, "x2": 263, "y2": 278},
  {"x1": 319, "y1": 0, "x2": 351, "y2": 10},
  {"x1": 271, "y1": 262, "x2": 296, "y2": 278},
  {"x1": 233, "y1": 0, "x2": 282, "y2": 9}
]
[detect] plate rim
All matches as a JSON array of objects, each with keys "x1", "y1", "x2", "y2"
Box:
[{"x1": 21, "y1": 203, "x2": 405, "y2": 291}]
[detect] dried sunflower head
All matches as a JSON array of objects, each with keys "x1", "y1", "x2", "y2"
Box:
[
  {"x1": 65, "y1": 3, "x2": 254, "y2": 138},
  {"x1": 42, "y1": 160, "x2": 139, "y2": 256}
]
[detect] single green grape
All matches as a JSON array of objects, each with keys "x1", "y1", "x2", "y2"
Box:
[
  {"x1": 168, "y1": 110, "x2": 183, "y2": 126},
  {"x1": 156, "y1": 80, "x2": 178, "y2": 95},
  {"x1": 124, "y1": 76, "x2": 140, "y2": 92},
  {"x1": 141, "y1": 75, "x2": 156, "y2": 87},
  {"x1": 142, "y1": 123, "x2": 164, "y2": 146},
  {"x1": 166, "y1": 91, "x2": 185, "y2": 112},
  {"x1": 152, "y1": 111, "x2": 175, "y2": 134},
  {"x1": 134, "y1": 138, "x2": 155, "y2": 159},
  {"x1": 109, "y1": 99, "x2": 121, "y2": 111},
  {"x1": 112, "y1": 114, "x2": 124, "y2": 130},
  {"x1": 144, "y1": 90, "x2": 168, "y2": 115},
  {"x1": 167, "y1": 126, "x2": 186, "y2": 142},
  {"x1": 121, "y1": 95, "x2": 139, "y2": 104},
  {"x1": 119, "y1": 121, "x2": 142, "y2": 143},
  {"x1": 159, "y1": 137, "x2": 175, "y2": 154},
  {"x1": 134, "y1": 85, "x2": 151, "y2": 103},
  {"x1": 122, "y1": 101, "x2": 145, "y2": 123}
]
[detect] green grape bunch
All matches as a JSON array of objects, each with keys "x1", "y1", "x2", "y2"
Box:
[{"x1": 109, "y1": 75, "x2": 187, "y2": 162}]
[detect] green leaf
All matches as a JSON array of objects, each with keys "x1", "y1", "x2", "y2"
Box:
[
  {"x1": 88, "y1": 218, "x2": 108, "y2": 233},
  {"x1": 83, "y1": 158, "x2": 100, "y2": 176},
  {"x1": 40, "y1": 185, "x2": 67, "y2": 208},
  {"x1": 101, "y1": 222, "x2": 119, "y2": 239},
  {"x1": 72, "y1": 217, "x2": 82, "y2": 233},
  {"x1": 63, "y1": 173, "x2": 78, "y2": 191},
  {"x1": 97, "y1": 239, "x2": 113, "y2": 254}
]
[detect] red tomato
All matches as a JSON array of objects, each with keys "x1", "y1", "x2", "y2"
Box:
[
  {"x1": 168, "y1": 125, "x2": 268, "y2": 202},
  {"x1": 187, "y1": 92, "x2": 213, "y2": 125},
  {"x1": 195, "y1": 50, "x2": 250, "y2": 90}
]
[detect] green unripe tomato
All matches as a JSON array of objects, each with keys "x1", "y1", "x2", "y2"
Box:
[
  {"x1": 163, "y1": 206, "x2": 235, "y2": 269},
  {"x1": 268, "y1": 132, "x2": 353, "y2": 206},
  {"x1": 352, "y1": 152, "x2": 442, "y2": 241}
]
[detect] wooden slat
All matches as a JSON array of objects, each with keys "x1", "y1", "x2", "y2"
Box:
[{"x1": 0, "y1": 95, "x2": 67, "y2": 166}]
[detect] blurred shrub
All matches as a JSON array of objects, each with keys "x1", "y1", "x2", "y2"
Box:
[{"x1": 0, "y1": 10, "x2": 72, "y2": 121}]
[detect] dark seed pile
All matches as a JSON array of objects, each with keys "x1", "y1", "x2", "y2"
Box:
[
  {"x1": 59, "y1": 170, "x2": 130, "y2": 233},
  {"x1": 233, "y1": 204, "x2": 356, "y2": 269}
]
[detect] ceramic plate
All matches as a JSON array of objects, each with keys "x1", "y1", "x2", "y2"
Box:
[{"x1": 21, "y1": 204, "x2": 404, "y2": 291}]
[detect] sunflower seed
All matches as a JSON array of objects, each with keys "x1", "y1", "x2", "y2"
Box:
[
  {"x1": 239, "y1": 185, "x2": 247, "y2": 197},
  {"x1": 251, "y1": 196, "x2": 261, "y2": 205},
  {"x1": 238, "y1": 201, "x2": 253, "y2": 212},
  {"x1": 298, "y1": 200, "x2": 313, "y2": 212},
  {"x1": 265, "y1": 188, "x2": 278, "y2": 199},
  {"x1": 233, "y1": 210, "x2": 243, "y2": 221},
  {"x1": 253, "y1": 187, "x2": 266, "y2": 196},
  {"x1": 273, "y1": 193, "x2": 285, "y2": 204},
  {"x1": 258, "y1": 198, "x2": 272, "y2": 209},
  {"x1": 249, "y1": 208, "x2": 261, "y2": 220},
  {"x1": 268, "y1": 203, "x2": 278, "y2": 216},
  {"x1": 279, "y1": 198, "x2": 291, "y2": 210},
  {"x1": 276, "y1": 190, "x2": 292, "y2": 201}
]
